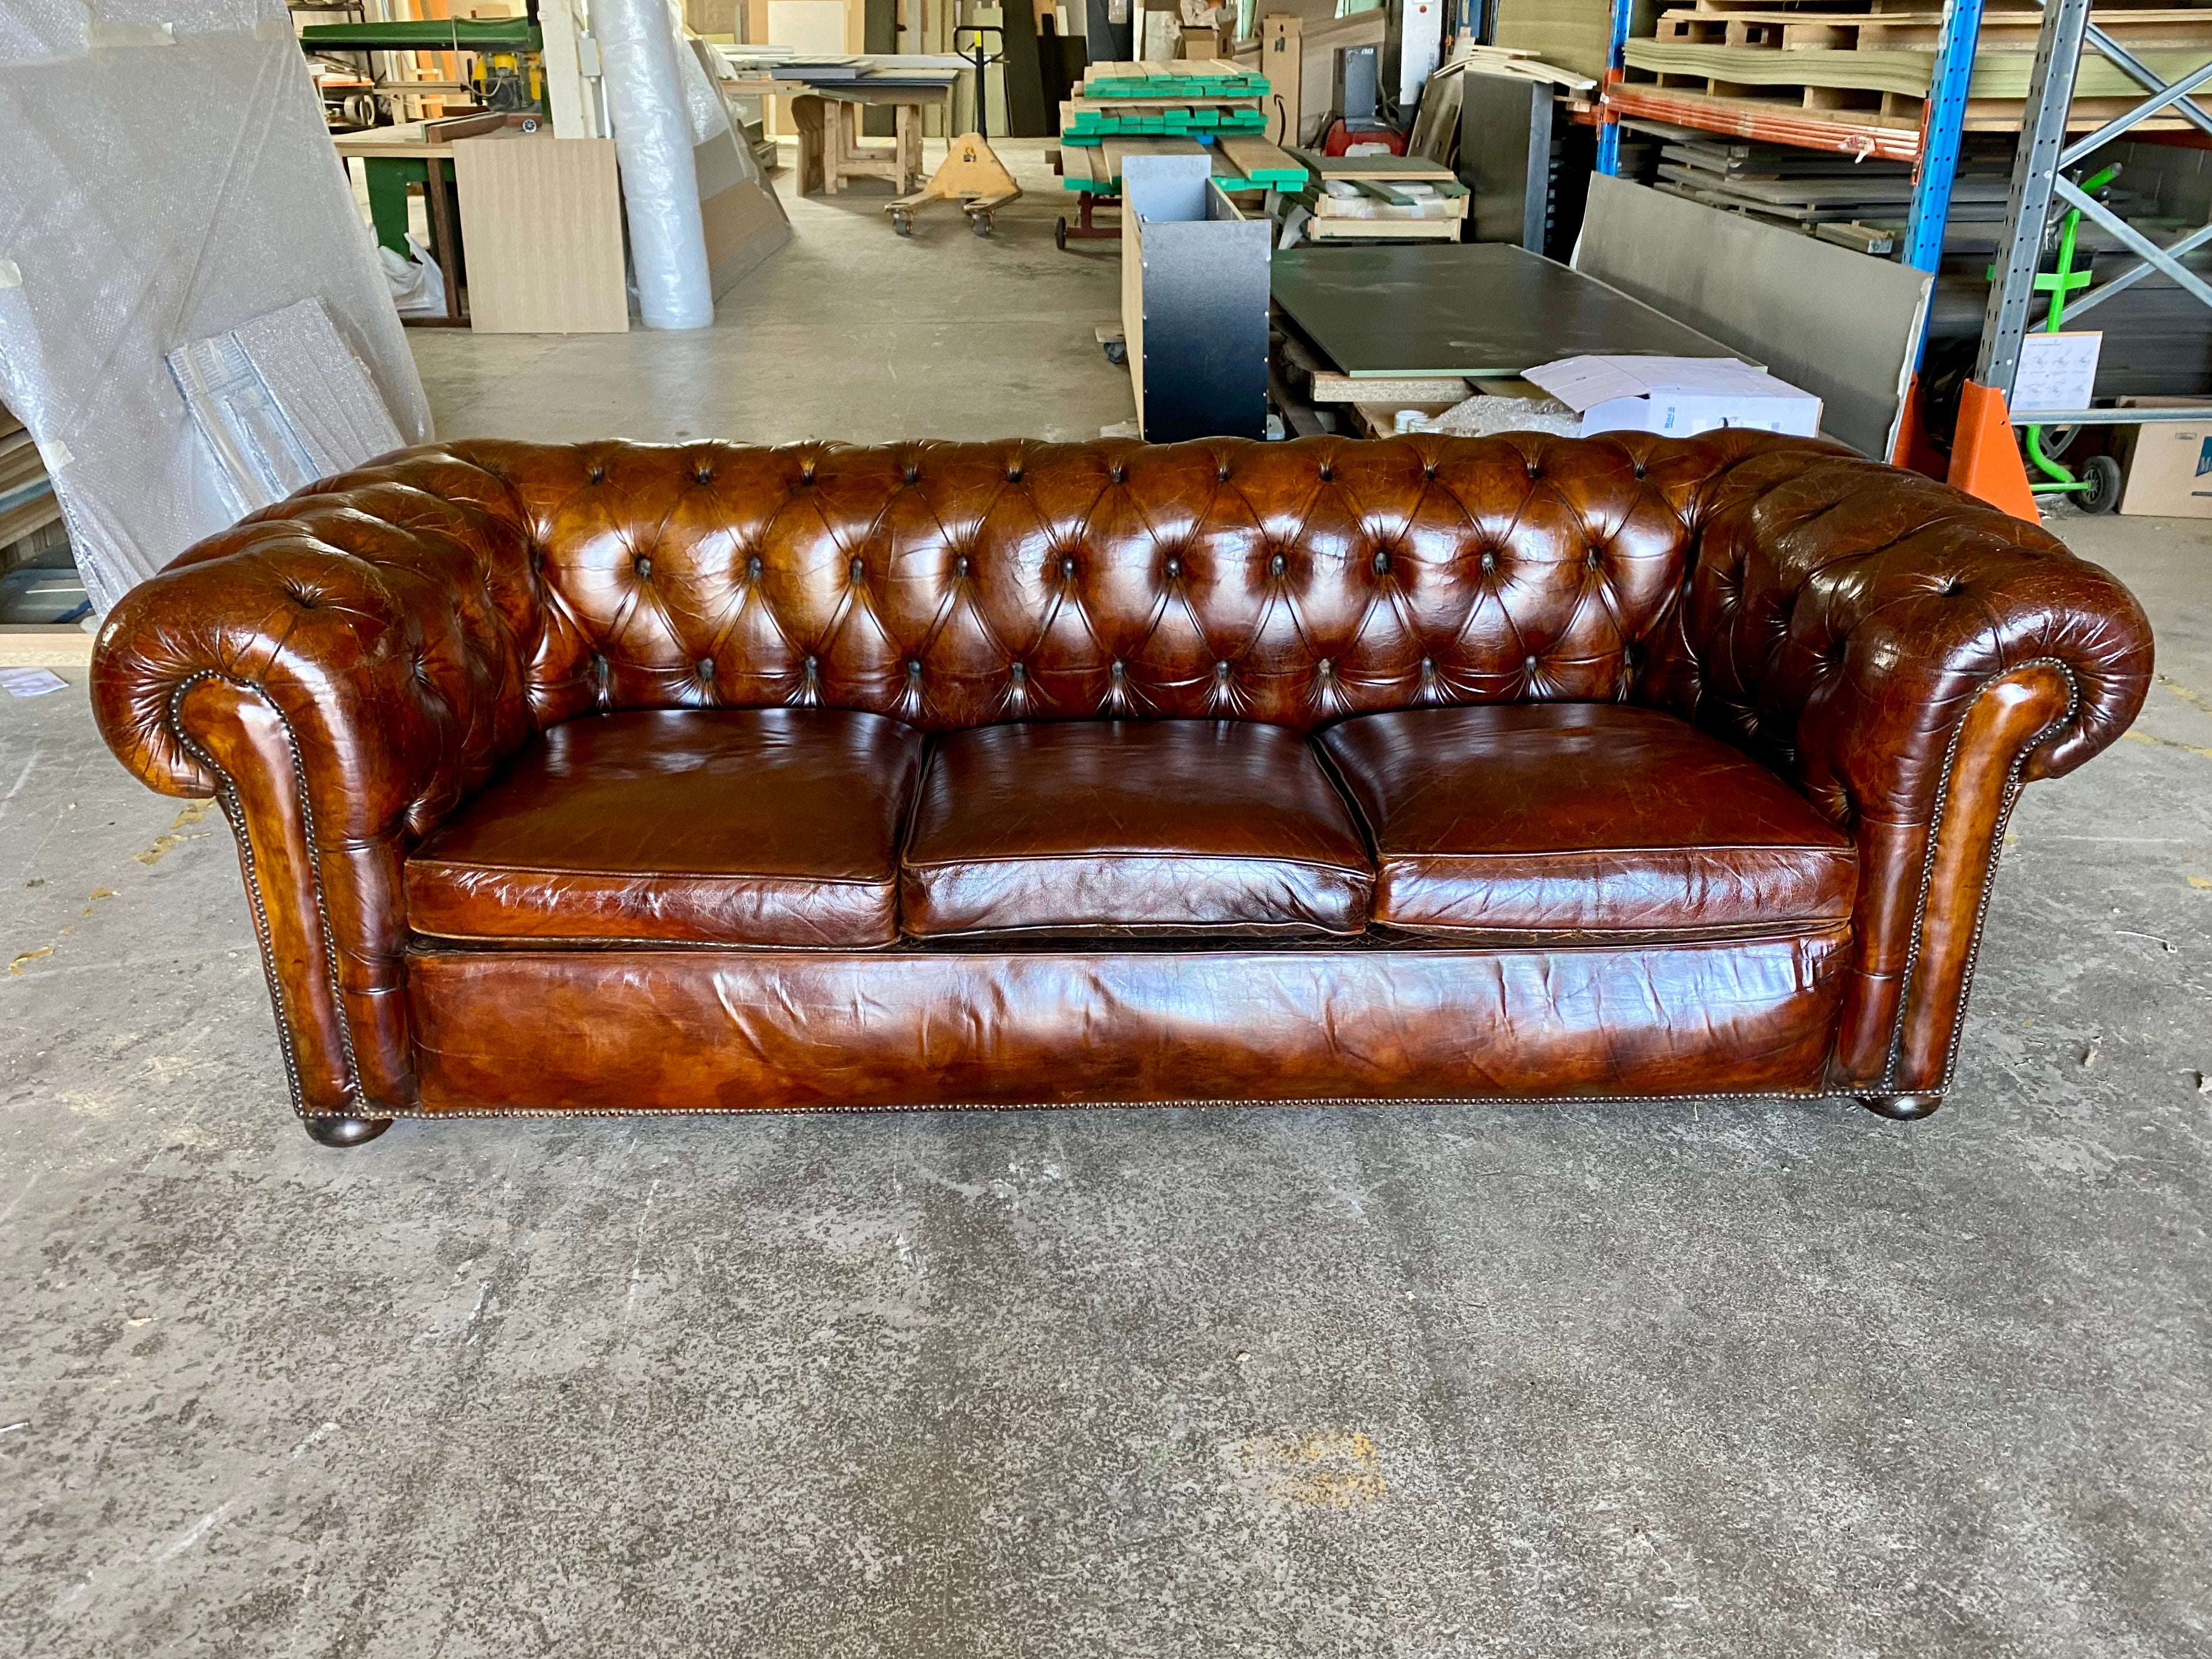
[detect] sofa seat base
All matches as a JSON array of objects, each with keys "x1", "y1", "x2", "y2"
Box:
[{"x1": 404, "y1": 926, "x2": 1853, "y2": 1114}]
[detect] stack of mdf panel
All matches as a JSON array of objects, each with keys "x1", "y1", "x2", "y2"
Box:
[
  {"x1": 0, "y1": 399, "x2": 61, "y2": 571},
  {"x1": 1621, "y1": 0, "x2": 2212, "y2": 135},
  {"x1": 1495, "y1": 0, "x2": 1660, "y2": 81}
]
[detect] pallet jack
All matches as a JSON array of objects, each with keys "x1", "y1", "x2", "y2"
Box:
[{"x1": 889, "y1": 25, "x2": 1023, "y2": 238}]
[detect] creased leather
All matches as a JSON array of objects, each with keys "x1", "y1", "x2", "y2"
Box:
[
  {"x1": 87, "y1": 434, "x2": 2154, "y2": 1115},
  {"x1": 1319, "y1": 703, "x2": 1856, "y2": 938},
  {"x1": 407, "y1": 708, "x2": 926, "y2": 946},
  {"x1": 901, "y1": 720, "x2": 1373, "y2": 939},
  {"x1": 408, "y1": 929, "x2": 1853, "y2": 1111}
]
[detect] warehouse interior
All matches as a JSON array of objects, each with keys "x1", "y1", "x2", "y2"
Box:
[{"x1": 3, "y1": 0, "x2": 2211, "y2": 1652}]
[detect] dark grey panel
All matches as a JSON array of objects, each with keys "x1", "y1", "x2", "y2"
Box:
[
  {"x1": 1269, "y1": 243, "x2": 1741, "y2": 378},
  {"x1": 1456, "y1": 70, "x2": 1550, "y2": 250}
]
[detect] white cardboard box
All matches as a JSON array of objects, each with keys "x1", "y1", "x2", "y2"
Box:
[{"x1": 1523, "y1": 356, "x2": 1823, "y2": 441}]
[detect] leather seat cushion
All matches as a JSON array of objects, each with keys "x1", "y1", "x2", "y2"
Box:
[
  {"x1": 407, "y1": 708, "x2": 926, "y2": 947},
  {"x1": 1317, "y1": 704, "x2": 1856, "y2": 939},
  {"x1": 901, "y1": 720, "x2": 1375, "y2": 940}
]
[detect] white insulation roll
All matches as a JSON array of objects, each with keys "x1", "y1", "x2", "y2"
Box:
[{"x1": 596, "y1": 0, "x2": 715, "y2": 330}]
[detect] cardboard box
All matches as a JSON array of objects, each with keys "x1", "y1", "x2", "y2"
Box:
[
  {"x1": 1523, "y1": 356, "x2": 1822, "y2": 441},
  {"x1": 2114, "y1": 398, "x2": 2212, "y2": 517}
]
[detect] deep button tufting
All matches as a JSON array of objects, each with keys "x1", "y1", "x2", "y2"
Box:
[
  {"x1": 586, "y1": 466, "x2": 606, "y2": 484},
  {"x1": 1061, "y1": 555, "x2": 1078, "y2": 579},
  {"x1": 1479, "y1": 551, "x2": 1497, "y2": 572},
  {"x1": 1633, "y1": 461, "x2": 1647, "y2": 479},
  {"x1": 1373, "y1": 549, "x2": 1390, "y2": 575},
  {"x1": 696, "y1": 658, "x2": 715, "y2": 679},
  {"x1": 904, "y1": 464, "x2": 920, "y2": 484},
  {"x1": 1010, "y1": 661, "x2": 1027, "y2": 682},
  {"x1": 799, "y1": 464, "x2": 816, "y2": 485},
  {"x1": 746, "y1": 554, "x2": 763, "y2": 579},
  {"x1": 1317, "y1": 658, "x2": 1333, "y2": 676},
  {"x1": 1587, "y1": 549, "x2": 1604, "y2": 571},
  {"x1": 1007, "y1": 466, "x2": 1023, "y2": 483},
  {"x1": 955, "y1": 554, "x2": 971, "y2": 576},
  {"x1": 1420, "y1": 656, "x2": 1436, "y2": 675},
  {"x1": 907, "y1": 658, "x2": 923, "y2": 679},
  {"x1": 1165, "y1": 555, "x2": 1182, "y2": 578},
  {"x1": 1524, "y1": 655, "x2": 1538, "y2": 672},
  {"x1": 1215, "y1": 660, "x2": 1232, "y2": 681},
  {"x1": 1318, "y1": 463, "x2": 1333, "y2": 481},
  {"x1": 1216, "y1": 465, "x2": 1231, "y2": 482},
  {"x1": 1110, "y1": 660, "x2": 1126, "y2": 679},
  {"x1": 694, "y1": 468, "x2": 713, "y2": 485},
  {"x1": 1423, "y1": 463, "x2": 1437, "y2": 480},
  {"x1": 850, "y1": 557, "x2": 866, "y2": 582},
  {"x1": 1109, "y1": 464, "x2": 1125, "y2": 483},
  {"x1": 1269, "y1": 552, "x2": 1286, "y2": 577},
  {"x1": 634, "y1": 555, "x2": 652, "y2": 579},
  {"x1": 1526, "y1": 462, "x2": 1542, "y2": 480}
]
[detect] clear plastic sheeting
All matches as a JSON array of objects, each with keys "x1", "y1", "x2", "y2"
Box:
[
  {"x1": 166, "y1": 299, "x2": 408, "y2": 521},
  {"x1": 0, "y1": 0, "x2": 431, "y2": 611},
  {"x1": 597, "y1": 0, "x2": 715, "y2": 330}
]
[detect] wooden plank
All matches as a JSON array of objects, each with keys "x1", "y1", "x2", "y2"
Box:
[
  {"x1": 1216, "y1": 134, "x2": 1309, "y2": 185},
  {"x1": 0, "y1": 625, "x2": 89, "y2": 668},
  {"x1": 453, "y1": 135, "x2": 629, "y2": 334}
]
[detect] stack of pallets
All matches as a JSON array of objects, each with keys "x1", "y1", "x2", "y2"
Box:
[
  {"x1": 1618, "y1": 0, "x2": 2212, "y2": 144},
  {"x1": 1055, "y1": 59, "x2": 1310, "y2": 196}
]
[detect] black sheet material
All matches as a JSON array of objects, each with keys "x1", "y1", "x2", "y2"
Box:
[{"x1": 1270, "y1": 243, "x2": 1740, "y2": 378}]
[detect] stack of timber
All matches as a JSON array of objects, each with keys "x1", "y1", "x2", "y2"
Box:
[
  {"x1": 1616, "y1": 0, "x2": 2212, "y2": 145},
  {"x1": 1289, "y1": 149, "x2": 1469, "y2": 240},
  {"x1": 0, "y1": 399, "x2": 62, "y2": 569},
  {"x1": 1057, "y1": 62, "x2": 1311, "y2": 194}
]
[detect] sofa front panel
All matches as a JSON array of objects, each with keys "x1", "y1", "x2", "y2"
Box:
[
  {"x1": 405, "y1": 927, "x2": 1853, "y2": 1113},
  {"x1": 441, "y1": 433, "x2": 1742, "y2": 733}
]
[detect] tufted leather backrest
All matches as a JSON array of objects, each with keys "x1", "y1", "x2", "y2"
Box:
[{"x1": 420, "y1": 433, "x2": 1740, "y2": 732}]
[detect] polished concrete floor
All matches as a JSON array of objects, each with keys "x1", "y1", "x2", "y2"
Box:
[{"x1": 4, "y1": 151, "x2": 2211, "y2": 1657}]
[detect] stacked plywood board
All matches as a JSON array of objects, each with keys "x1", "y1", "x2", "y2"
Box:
[
  {"x1": 0, "y1": 400, "x2": 61, "y2": 563},
  {"x1": 1621, "y1": 0, "x2": 2212, "y2": 132}
]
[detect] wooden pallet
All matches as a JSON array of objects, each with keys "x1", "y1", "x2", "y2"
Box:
[{"x1": 1618, "y1": 69, "x2": 2212, "y2": 128}]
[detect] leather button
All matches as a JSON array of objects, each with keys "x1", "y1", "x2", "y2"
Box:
[
  {"x1": 1479, "y1": 551, "x2": 1496, "y2": 572},
  {"x1": 746, "y1": 555, "x2": 763, "y2": 579},
  {"x1": 1061, "y1": 556, "x2": 1078, "y2": 579},
  {"x1": 799, "y1": 465, "x2": 816, "y2": 485},
  {"x1": 694, "y1": 469, "x2": 713, "y2": 485},
  {"x1": 850, "y1": 557, "x2": 866, "y2": 582},
  {"x1": 904, "y1": 464, "x2": 920, "y2": 483},
  {"x1": 955, "y1": 555, "x2": 971, "y2": 576},
  {"x1": 1110, "y1": 660, "x2": 1126, "y2": 679},
  {"x1": 586, "y1": 466, "x2": 606, "y2": 484},
  {"x1": 1318, "y1": 464, "x2": 1333, "y2": 482},
  {"x1": 1007, "y1": 467, "x2": 1023, "y2": 483},
  {"x1": 1269, "y1": 552, "x2": 1286, "y2": 577},
  {"x1": 1215, "y1": 660, "x2": 1232, "y2": 681},
  {"x1": 1009, "y1": 661, "x2": 1026, "y2": 682},
  {"x1": 634, "y1": 555, "x2": 652, "y2": 579},
  {"x1": 696, "y1": 658, "x2": 714, "y2": 678},
  {"x1": 907, "y1": 658, "x2": 923, "y2": 679},
  {"x1": 1165, "y1": 555, "x2": 1181, "y2": 578},
  {"x1": 1420, "y1": 656, "x2": 1436, "y2": 674},
  {"x1": 1373, "y1": 549, "x2": 1390, "y2": 575},
  {"x1": 1109, "y1": 465, "x2": 1125, "y2": 484}
]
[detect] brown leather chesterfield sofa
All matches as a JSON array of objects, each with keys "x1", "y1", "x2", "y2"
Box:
[{"x1": 90, "y1": 433, "x2": 2152, "y2": 1145}]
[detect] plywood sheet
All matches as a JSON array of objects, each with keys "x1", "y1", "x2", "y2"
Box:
[
  {"x1": 1269, "y1": 243, "x2": 1737, "y2": 379},
  {"x1": 454, "y1": 135, "x2": 629, "y2": 334}
]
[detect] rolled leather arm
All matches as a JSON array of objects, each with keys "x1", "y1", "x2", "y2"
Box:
[
  {"x1": 91, "y1": 457, "x2": 544, "y2": 1117},
  {"x1": 1639, "y1": 437, "x2": 2154, "y2": 1094}
]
